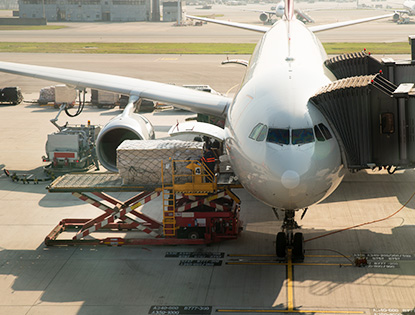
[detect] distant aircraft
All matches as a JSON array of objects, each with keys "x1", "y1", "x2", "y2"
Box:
[
  {"x1": 403, "y1": 0, "x2": 415, "y2": 14},
  {"x1": 246, "y1": 0, "x2": 314, "y2": 24},
  {"x1": 0, "y1": 1, "x2": 393, "y2": 261},
  {"x1": 393, "y1": 0, "x2": 415, "y2": 22},
  {"x1": 226, "y1": 0, "x2": 244, "y2": 5}
]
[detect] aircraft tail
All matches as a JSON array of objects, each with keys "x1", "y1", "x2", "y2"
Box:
[{"x1": 284, "y1": 0, "x2": 294, "y2": 20}]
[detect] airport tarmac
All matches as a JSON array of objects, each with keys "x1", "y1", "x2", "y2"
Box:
[{"x1": 1, "y1": 51, "x2": 415, "y2": 315}]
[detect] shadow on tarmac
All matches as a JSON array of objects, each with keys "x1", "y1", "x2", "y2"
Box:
[{"x1": 0, "y1": 226, "x2": 414, "y2": 314}]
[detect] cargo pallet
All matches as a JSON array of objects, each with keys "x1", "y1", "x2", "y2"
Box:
[{"x1": 45, "y1": 160, "x2": 243, "y2": 246}]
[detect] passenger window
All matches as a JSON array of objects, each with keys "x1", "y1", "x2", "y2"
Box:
[
  {"x1": 267, "y1": 128, "x2": 289, "y2": 145},
  {"x1": 256, "y1": 125, "x2": 268, "y2": 141},
  {"x1": 249, "y1": 123, "x2": 264, "y2": 140},
  {"x1": 381, "y1": 112, "x2": 395, "y2": 134},
  {"x1": 292, "y1": 128, "x2": 315, "y2": 145},
  {"x1": 318, "y1": 123, "x2": 332, "y2": 140},
  {"x1": 314, "y1": 125, "x2": 325, "y2": 141}
]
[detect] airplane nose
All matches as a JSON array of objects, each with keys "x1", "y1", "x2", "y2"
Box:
[{"x1": 281, "y1": 170, "x2": 300, "y2": 189}]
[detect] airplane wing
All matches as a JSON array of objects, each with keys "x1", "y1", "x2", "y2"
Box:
[
  {"x1": 308, "y1": 13, "x2": 394, "y2": 32},
  {"x1": 187, "y1": 15, "x2": 269, "y2": 33},
  {"x1": 0, "y1": 61, "x2": 231, "y2": 117},
  {"x1": 244, "y1": 9, "x2": 276, "y2": 15},
  {"x1": 188, "y1": 13, "x2": 393, "y2": 33}
]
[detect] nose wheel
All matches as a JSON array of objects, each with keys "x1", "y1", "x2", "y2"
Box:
[{"x1": 275, "y1": 209, "x2": 305, "y2": 262}]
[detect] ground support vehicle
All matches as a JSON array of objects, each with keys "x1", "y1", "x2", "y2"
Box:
[
  {"x1": 91, "y1": 89, "x2": 119, "y2": 108},
  {"x1": 45, "y1": 160, "x2": 243, "y2": 246},
  {"x1": 38, "y1": 85, "x2": 77, "y2": 108},
  {"x1": 43, "y1": 123, "x2": 101, "y2": 173},
  {"x1": 0, "y1": 87, "x2": 23, "y2": 105}
]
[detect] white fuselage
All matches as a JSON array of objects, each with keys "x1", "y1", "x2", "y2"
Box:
[
  {"x1": 225, "y1": 18, "x2": 345, "y2": 210},
  {"x1": 403, "y1": 0, "x2": 415, "y2": 14},
  {"x1": 275, "y1": 1, "x2": 285, "y2": 17}
]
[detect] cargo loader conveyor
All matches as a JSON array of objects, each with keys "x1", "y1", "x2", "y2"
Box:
[{"x1": 45, "y1": 159, "x2": 243, "y2": 247}]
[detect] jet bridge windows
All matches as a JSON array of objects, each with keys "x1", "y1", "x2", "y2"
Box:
[{"x1": 380, "y1": 112, "x2": 395, "y2": 134}]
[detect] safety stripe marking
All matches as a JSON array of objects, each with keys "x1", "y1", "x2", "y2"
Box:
[
  {"x1": 176, "y1": 191, "x2": 227, "y2": 212},
  {"x1": 287, "y1": 253, "x2": 294, "y2": 311},
  {"x1": 72, "y1": 191, "x2": 160, "y2": 240}
]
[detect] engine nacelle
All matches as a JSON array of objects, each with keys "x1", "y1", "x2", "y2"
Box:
[
  {"x1": 393, "y1": 13, "x2": 400, "y2": 22},
  {"x1": 96, "y1": 111, "x2": 155, "y2": 172},
  {"x1": 260, "y1": 13, "x2": 268, "y2": 22}
]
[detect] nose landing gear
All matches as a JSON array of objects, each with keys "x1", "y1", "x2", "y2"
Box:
[{"x1": 275, "y1": 209, "x2": 305, "y2": 262}]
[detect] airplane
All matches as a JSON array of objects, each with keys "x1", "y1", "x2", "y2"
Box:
[
  {"x1": 392, "y1": 0, "x2": 415, "y2": 22},
  {"x1": 246, "y1": 0, "x2": 285, "y2": 23},
  {"x1": 402, "y1": 0, "x2": 415, "y2": 14},
  {"x1": 0, "y1": 1, "x2": 393, "y2": 261},
  {"x1": 246, "y1": 0, "x2": 314, "y2": 24}
]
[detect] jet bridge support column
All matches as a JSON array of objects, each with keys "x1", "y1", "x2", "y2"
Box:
[
  {"x1": 410, "y1": 35, "x2": 415, "y2": 61},
  {"x1": 398, "y1": 97, "x2": 408, "y2": 163},
  {"x1": 394, "y1": 83, "x2": 415, "y2": 164},
  {"x1": 382, "y1": 58, "x2": 396, "y2": 84}
]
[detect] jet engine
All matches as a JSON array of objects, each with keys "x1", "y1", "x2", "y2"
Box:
[
  {"x1": 95, "y1": 101, "x2": 155, "y2": 172},
  {"x1": 260, "y1": 13, "x2": 268, "y2": 22}
]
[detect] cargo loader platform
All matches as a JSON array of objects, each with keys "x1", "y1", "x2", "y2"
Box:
[{"x1": 45, "y1": 160, "x2": 243, "y2": 247}]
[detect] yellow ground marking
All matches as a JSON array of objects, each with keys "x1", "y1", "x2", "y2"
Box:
[
  {"x1": 287, "y1": 250, "x2": 294, "y2": 311},
  {"x1": 228, "y1": 254, "x2": 350, "y2": 258},
  {"x1": 155, "y1": 57, "x2": 179, "y2": 61},
  {"x1": 226, "y1": 262, "x2": 353, "y2": 267},
  {"x1": 217, "y1": 309, "x2": 364, "y2": 313}
]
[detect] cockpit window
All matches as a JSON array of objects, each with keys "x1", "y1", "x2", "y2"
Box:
[
  {"x1": 267, "y1": 128, "x2": 289, "y2": 145},
  {"x1": 249, "y1": 123, "x2": 268, "y2": 141},
  {"x1": 292, "y1": 128, "x2": 315, "y2": 145},
  {"x1": 314, "y1": 125, "x2": 325, "y2": 141},
  {"x1": 256, "y1": 125, "x2": 268, "y2": 141},
  {"x1": 318, "y1": 123, "x2": 332, "y2": 140},
  {"x1": 249, "y1": 123, "x2": 264, "y2": 140}
]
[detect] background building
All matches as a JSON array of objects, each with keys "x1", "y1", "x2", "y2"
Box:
[
  {"x1": 0, "y1": 0, "x2": 18, "y2": 10},
  {"x1": 162, "y1": 0, "x2": 185, "y2": 23},
  {"x1": 18, "y1": 0, "x2": 158, "y2": 22}
]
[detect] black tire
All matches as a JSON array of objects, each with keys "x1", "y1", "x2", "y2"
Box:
[
  {"x1": 292, "y1": 232, "x2": 305, "y2": 262},
  {"x1": 276, "y1": 232, "x2": 286, "y2": 258},
  {"x1": 188, "y1": 230, "x2": 200, "y2": 239}
]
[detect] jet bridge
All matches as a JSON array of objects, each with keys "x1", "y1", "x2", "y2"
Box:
[
  {"x1": 324, "y1": 47, "x2": 415, "y2": 86},
  {"x1": 312, "y1": 42, "x2": 415, "y2": 172},
  {"x1": 310, "y1": 74, "x2": 415, "y2": 171},
  {"x1": 324, "y1": 51, "x2": 386, "y2": 80}
]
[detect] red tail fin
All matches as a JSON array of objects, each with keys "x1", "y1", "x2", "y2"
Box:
[{"x1": 284, "y1": 0, "x2": 294, "y2": 20}]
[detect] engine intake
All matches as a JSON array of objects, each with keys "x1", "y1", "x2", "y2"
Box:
[{"x1": 96, "y1": 102, "x2": 154, "y2": 172}]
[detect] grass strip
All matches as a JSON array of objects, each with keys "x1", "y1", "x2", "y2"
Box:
[{"x1": 0, "y1": 42, "x2": 411, "y2": 54}]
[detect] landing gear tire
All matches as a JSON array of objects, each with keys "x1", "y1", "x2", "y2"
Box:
[
  {"x1": 188, "y1": 230, "x2": 200, "y2": 239},
  {"x1": 292, "y1": 232, "x2": 305, "y2": 263},
  {"x1": 276, "y1": 232, "x2": 286, "y2": 258}
]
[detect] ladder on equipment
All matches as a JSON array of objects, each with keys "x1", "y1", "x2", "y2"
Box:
[{"x1": 161, "y1": 160, "x2": 176, "y2": 237}]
